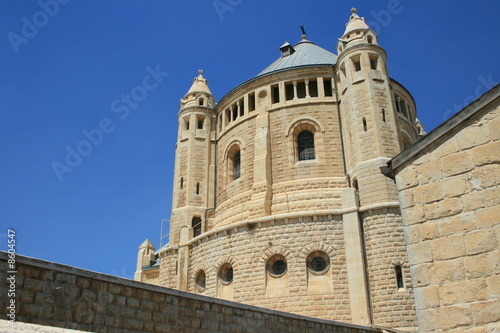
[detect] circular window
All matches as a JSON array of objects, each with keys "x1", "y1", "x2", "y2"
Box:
[
  {"x1": 258, "y1": 90, "x2": 267, "y2": 99},
  {"x1": 218, "y1": 263, "x2": 233, "y2": 284},
  {"x1": 195, "y1": 270, "x2": 206, "y2": 292},
  {"x1": 306, "y1": 251, "x2": 330, "y2": 275},
  {"x1": 266, "y1": 254, "x2": 287, "y2": 277}
]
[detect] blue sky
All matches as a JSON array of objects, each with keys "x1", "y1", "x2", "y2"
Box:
[{"x1": 1, "y1": 1, "x2": 498, "y2": 279}]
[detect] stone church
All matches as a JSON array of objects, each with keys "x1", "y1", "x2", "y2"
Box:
[{"x1": 135, "y1": 9, "x2": 499, "y2": 332}]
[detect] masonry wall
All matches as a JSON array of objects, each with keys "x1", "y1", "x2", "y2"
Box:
[
  {"x1": 183, "y1": 216, "x2": 352, "y2": 322},
  {"x1": 362, "y1": 208, "x2": 417, "y2": 330},
  {"x1": 393, "y1": 92, "x2": 500, "y2": 332},
  {"x1": 0, "y1": 252, "x2": 379, "y2": 333}
]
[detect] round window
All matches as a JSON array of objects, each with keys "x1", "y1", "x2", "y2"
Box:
[
  {"x1": 195, "y1": 270, "x2": 206, "y2": 292},
  {"x1": 218, "y1": 263, "x2": 233, "y2": 284},
  {"x1": 266, "y1": 254, "x2": 287, "y2": 277},
  {"x1": 306, "y1": 251, "x2": 330, "y2": 275}
]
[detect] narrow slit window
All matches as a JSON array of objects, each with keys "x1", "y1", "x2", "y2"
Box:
[
  {"x1": 180, "y1": 177, "x2": 184, "y2": 189},
  {"x1": 382, "y1": 108, "x2": 386, "y2": 122},
  {"x1": 297, "y1": 131, "x2": 315, "y2": 161},
  {"x1": 362, "y1": 117, "x2": 367, "y2": 131},
  {"x1": 196, "y1": 182, "x2": 200, "y2": 195},
  {"x1": 197, "y1": 116, "x2": 204, "y2": 129},
  {"x1": 395, "y1": 265, "x2": 404, "y2": 289},
  {"x1": 370, "y1": 55, "x2": 378, "y2": 70},
  {"x1": 354, "y1": 60, "x2": 361, "y2": 72}
]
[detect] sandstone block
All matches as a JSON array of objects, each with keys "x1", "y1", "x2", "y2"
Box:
[
  {"x1": 402, "y1": 204, "x2": 425, "y2": 225},
  {"x1": 425, "y1": 198, "x2": 463, "y2": 220},
  {"x1": 398, "y1": 189, "x2": 414, "y2": 209},
  {"x1": 442, "y1": 151, "x2": 474, "y2": 177},
  {"x1": 395, "y1": 166, "x2": 418, "y2": 190},
  {"x1": 439, "y1": 279, "x2": 488, "y2": 306},
  {"x1": 460, "y1": 191, "x2": 485, "y2": 211},
  {"x1": 456, "y1": 123, "x2": 491, "y2": 150},
  {"x1": 441, "y1": 174, "x2": 467, "y2": 198},
  {"x1": 432, "y1": 234, "x2": 465, "y2": 261},
  {"x1": 471, "y1": 300, "x2": 500, "y2": 325},
  {"x1": 414, "y1": 286, "x2": 439, "y2": 310},
  {"x1": 483, "y1": 186, "x2": 500, "y2": 207},
  {"x1": 469, "y1": 164, "x2": 500, "y2": 189},
  {"x1": 433, "y1": 305, "x2": 472, "y2": 330},
  {"x1": 465, "y1": 253, "x2": 493, "y2": 279},
  {"x1": 465, "y1": 228, "x2": 498, "y2": 255},
  {"x1": 428, "y1": 259, "x2": 465, "y2": 285},
  {"x1": 438, "y1": 212, "x2": 476, "y2": 236},
  {"x1": 417, "y1": 159, "x2": 443, "y2": 184},
  {"x1": 431, "y1": 137, "x2": 459, "y2": 159},
  {"x1": 413, "y1": 182, "x2": 442, "y2": 204},
  {"x1": 420, "y1": 221, "x2": 438, "y2": 241},
  {"x1": 475, "y1": 205, "x2": 500, "y2": 228},
  {"x1": 408, "y1": 241, "x2": 432, "y2": 265},
  {"x1": 416, "y1": 309, "x2": 435, "y2": 332},
  {"x1": 472, "y1": 140, "x2": 500, "y2": 166},
  {"x1": 490, "y1": 250, "x2": 500, "y2": 274},
  {"x1": 486, "y1": 275, "x2": 500, "y2": 298}
]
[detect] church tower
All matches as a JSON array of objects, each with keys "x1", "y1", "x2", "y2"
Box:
[
  {"x1": 137, "y1": 9, "x2": 422, "y2": 331},
  {"x1": 170, "y1": 70, "x2": 216, "y2": 246},
  {"x1": 336, "y1": 9, "x2": 416, "y2": 329}
]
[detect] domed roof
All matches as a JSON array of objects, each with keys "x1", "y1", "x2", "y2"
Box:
[{"x1": 257, "y1": 39, "x2": 338, "y2": 77}]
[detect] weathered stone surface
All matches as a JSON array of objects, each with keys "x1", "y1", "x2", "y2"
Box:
[{"x1": 433, "y1": 305, "x2": 472, "y2": 329}]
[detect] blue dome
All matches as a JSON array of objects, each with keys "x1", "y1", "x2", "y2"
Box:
[{"x1": 257, "y1": 40, "x2": 338, "y2": 76}]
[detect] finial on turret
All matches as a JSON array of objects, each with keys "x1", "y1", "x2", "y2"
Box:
[
  {"x1": 198, "y1": 69, "x2": 203, "y2": 75},
  {"x1": 351, "y1": 8, "x2": 357, "y2": 14},
  {"x1": 300, "y1": 25, "x2": 307, "y2": 40}
]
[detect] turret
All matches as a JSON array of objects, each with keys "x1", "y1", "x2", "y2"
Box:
[
  {"x1": 336, "y1": 9, "x2": 417, "y2": 330},
  {"x1": 170, "y1": 70, "x2": 216, "y2": 246},
  {"x1": 336, "y1": 8, "x2": 401, "y2": 206}
]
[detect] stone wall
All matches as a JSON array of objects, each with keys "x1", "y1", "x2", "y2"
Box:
[
  {"x1": 183, "y1": 216, "x2": 352, "y2": 322},
  {"x1": 391, "y1": 85, "x2": 500, "y2": 332},
  {"x1": 0, "y1": 252, "x2": 379, "y2": 333}
]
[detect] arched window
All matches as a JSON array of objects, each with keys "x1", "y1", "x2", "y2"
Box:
[
  {"x1": 218, "y1": 263, "x2": 233, "y2": 284},
  {"x1": 306, "y1": 251, "x2": 330, "y2": 275},
  {"x1": 195, "y1": 270, "x2": 206, "y2": 292},
  {"x1": 297, "y1": 131, "x2": 315, "y2": 161}
]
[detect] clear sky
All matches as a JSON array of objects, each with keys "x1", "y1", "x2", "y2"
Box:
[{"x1": 1, "y1": 1, "x2": 498, "y2": 279}]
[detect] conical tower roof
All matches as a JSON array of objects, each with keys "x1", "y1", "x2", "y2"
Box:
[
  {"x1": 343, "y1": 8, "x2": 369, "y2": 35},
  {"x1": 186, "y1": 69, "x2": 212, "y2": 96}
]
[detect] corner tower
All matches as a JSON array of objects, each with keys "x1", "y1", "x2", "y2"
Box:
[
  {"x1": 336, "y1": 9, "x2": 416, "y2": 329},
  {"x1": 170, "y1": 70, "x2": 216, "y2": 247}
]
